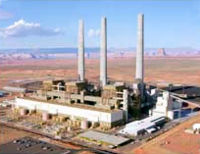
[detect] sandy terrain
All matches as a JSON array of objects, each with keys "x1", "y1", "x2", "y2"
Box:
[
  {"x1": 0, "y1": 56, "x2": 200, "y2": 153},
  {"x1": 132, "y1": 113, "x2": 200, "y2": 154},
  {"x1": 0, "y1": 124, "x2": 88, "y2": 151},
  {"x1": 0, "y1": 57, "x2": 200, "y2": 88},
  {"x1": 0, "y1": 125, "x2": 36, "y2": 145}
]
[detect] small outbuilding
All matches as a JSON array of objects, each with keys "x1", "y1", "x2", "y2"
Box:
[
  {"x1": 193, "y1": 123, "x2": 200, "y2": 131},
  {"x1": 119, "y1": 115, "x2": 166, "y2": 136}
]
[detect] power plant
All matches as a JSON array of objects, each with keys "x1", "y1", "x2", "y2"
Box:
[
  {"x1": 1, "y1": 0, "x2": 200, "y2": 152},
  {"x1": 12, "y1": 14, "x2": 197, "y2": 133},
  {"x1": 14, "y1": 14, "x2": 149, "y2": 129},
  {"x1": 1, "y1": 13, "x2": 200, "y2": 153}
]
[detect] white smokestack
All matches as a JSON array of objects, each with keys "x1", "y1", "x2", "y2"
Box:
[
  {"x1": 135, "y1": 14, "x2": 144, "y2": 83},
  {"x1": 78, "y1": 19, "x2": 85, "y2": 81},
  {"x1": 100, "y1": 17, "x2": 107, "y2": 87}
]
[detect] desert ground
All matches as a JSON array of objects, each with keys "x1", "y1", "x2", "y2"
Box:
[
  {"x1": 0, "y1": 125, "x2": 35, "y2": 145},
  {"x1": 132, "y1": 113, "x2": 200, "y2": 154},
  {"x1": 0, "y1": 56, "x2": 200, "y2": 153},
  {"x1": 0, "y1": 57, "x2": 200, "y2": 86},
  {"x1": 0, "y1": 56, "x2": 200, "y2": 88}
]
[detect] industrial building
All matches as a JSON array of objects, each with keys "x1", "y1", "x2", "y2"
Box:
[
  {"x1": 16, "y1": 97, "x2": 124, "y2": 126},
  {"x1": 0, "y1": 90, "x2": 9, "y2": 97},
  {"x1": 79, "y1": 130, "x2": 130, "y2": 146},
  {"x1": 150, "y1": 91, "x2": 182, "y2": 119},
  {"x1": 13, "y1": 14, "x2": 186, "y2": 131},
  {"x1": 119, "y1": 115, "x2": 166, "y2": 136},
  {"x1": 3, "y1": 86, "x2": 27, "y2": 93},
  {"x1": 14, "y1": 16, "x2": 134, "y2": 129}
]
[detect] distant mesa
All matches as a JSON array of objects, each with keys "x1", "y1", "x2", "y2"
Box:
[
  {"x1": 120, "y1": 51, "x2": 125, "y2": 57},
  {"x1": 0, "y1": 47, "x2": 199, "y2": 61},
  {"x1": 156, "y1": 48, "x2": 167, "y2": 56}
]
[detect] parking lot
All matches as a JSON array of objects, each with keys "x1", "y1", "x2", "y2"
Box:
[{"x1": 0, "y1": 137, "x2": 73, "y2": 154}]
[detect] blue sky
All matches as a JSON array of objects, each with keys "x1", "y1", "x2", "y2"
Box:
[{"x1": 0, "y1": 0, "x2": 199, "y2": 49}]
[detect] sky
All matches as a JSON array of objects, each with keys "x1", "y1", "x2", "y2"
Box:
[{"x1": 0, "y1": 0, "x2": 199, "y2": 49}]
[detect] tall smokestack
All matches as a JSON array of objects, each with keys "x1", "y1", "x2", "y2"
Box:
[
  {"x1": 78, "y1": 19, "x2": 85, "y2": 81},
  {"x1": 135, "y1": 14, "x2": 144, "y2": 83},
  {"x1": 100, "y1": 17, "x2": 107, "y2": 87}
]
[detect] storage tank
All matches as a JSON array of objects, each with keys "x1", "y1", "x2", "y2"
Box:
[
  {"x1": 167, "y1": 111, "x2": 174, "y2": 120},
  {"x1": 20, "y1": 108, "x2": 28, "y2": 116},
  {"x1": 193, "y1": 123, "x2": 200, "y2": 130},
  {"x1": 67, "y1": 127, "x2": 71, "y2": 132},
  {"x1": 81, "y1": 120, "x2": 89, "y2": 129},
  {"x1": 151, "y1": 89, "x2": 157, "y2": 96},
  {"x1": 29, "y1": 109, "x2": 36, "y2": 114},
  {"x1": 91, "y1": 122, "x2": 99, "y2": 128},
  {"x1": 42, "y1": 112, "x2": 51, "y2": 121}
]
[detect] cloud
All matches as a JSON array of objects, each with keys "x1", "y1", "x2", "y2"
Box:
[
  {"x1": 0, "y1": 19, "x2": 62, "y2": 38},
  {"x1": 88, "y1": 29, "x2": 100, "y2": 38},
  {"x1": 0, "y1": 9, "x2": 13, "y2": 20}
]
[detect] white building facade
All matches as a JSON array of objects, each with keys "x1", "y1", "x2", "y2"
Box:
[
  {"x1": 151, "y1": 91, "x2": 182, "y2": 119},
  {"x1": 15, "y1": 98, "x2": 123, "y2": 125}
]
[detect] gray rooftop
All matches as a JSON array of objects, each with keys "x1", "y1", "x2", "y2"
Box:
[{"x1": 79, "y1": 130, "x2": 130, "y2": 146}]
